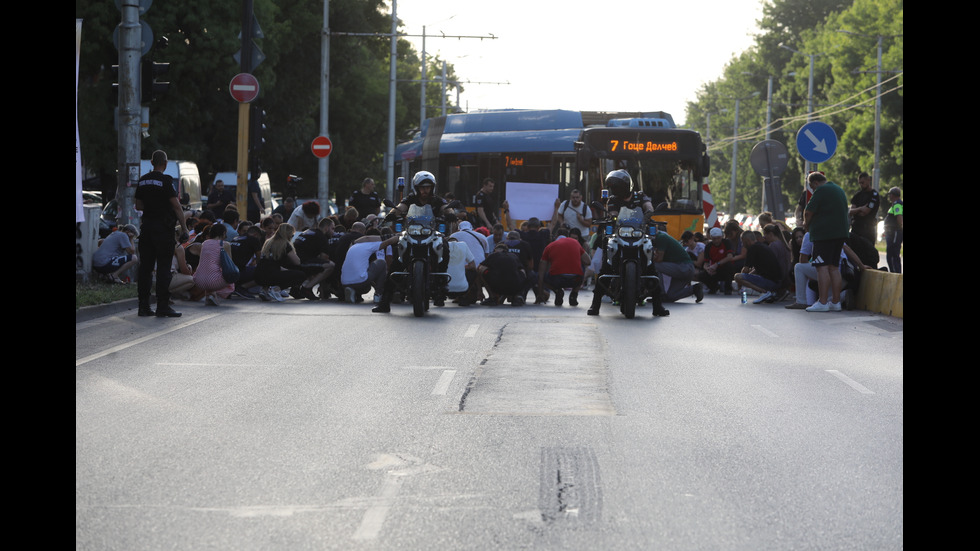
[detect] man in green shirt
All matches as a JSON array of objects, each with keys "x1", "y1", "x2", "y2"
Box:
[
  {"x1": 653, "y1": 231, "x2": 704, "y2": 303},
  {"x1": 803, "y1": 172, "x2": 850, "y2": 312}
]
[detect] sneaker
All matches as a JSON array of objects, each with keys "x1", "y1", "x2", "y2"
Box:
[
  {"x1": 785, "y1": 302, "x2": 808, "y2": 310},
  {"x1": 652, "y1": 306, "x2": 670, "y2": 317},
  {"x1": 774, "y1": 289, "x2": 791, "y2": 303},
  {"x1": 270, "y1": 287, "x2": 285, "y2": 302},
  {"x1": 805, "y1": 301, "x2": 831, "y2": 312},
  {"x1": 371, "y1": 303, "x2": 390, "y2": 313},
  {"x1": 554, "y1": 288, "x2": 564, "y2": 307},
  {"x1": 693, "y1": 282, "x2": 704, "y2": 303},
  {"x1": 259, "y1": 287, "x2": 273, "y2": 301},
  {"x1": 753, "y1": 291, "x2": 773, "y2": 304},
  {"x1": 829, "y1": 301, "x2": 842, "y2": 311},
  {"x1": 569, "y1": 291, "x2": 578, "y2": 306},
  {"x1": 206, "y1": 294, "x2": 218, "y2": 306},
  {"x1": 344, "y1": 287, "x2": 356, "y2": 304},
  {"x1": 511, "y1": 296, "x2": 525, "y2": 306}
]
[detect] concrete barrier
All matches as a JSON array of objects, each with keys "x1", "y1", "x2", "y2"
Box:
[{"x1": 856, "y1": 269, "x2": 903, "y2": 318}]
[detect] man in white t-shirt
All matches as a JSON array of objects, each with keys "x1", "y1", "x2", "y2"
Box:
[
  {"x1": 446, "y1": 237, "x2": 478, "y2": 305},
  {"x1": 555, "y1": 188, "x2": 592, "y2": 237},
  {"x1": 340, "y1": 232, "x2": 399, "y2": 303},
  {"x1": 450, "y1": 221, "x2": 490, "y2": 266}
]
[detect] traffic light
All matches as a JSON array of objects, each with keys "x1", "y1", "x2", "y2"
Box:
[
  {"x1": 140, "y1": 58, "x2": 170, "y2": 103},
  {"x1": 251, "y1": 107, "x2": 267, "y2": 152}
]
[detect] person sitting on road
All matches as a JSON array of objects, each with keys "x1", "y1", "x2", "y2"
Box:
[
  {"x1": 733, "y1": 231, "x2": 784, "y2": 304},
  {"x1": 478, "y1": 242, "x2": 528, "y2": 306},
  {"x1": 446, "y1": 236, "x2": 478, "y2": 306},
  {"x1": 695, "y1": 226, "x2": 737, "y2": 295},
  {"x1": 254, "y1": 223, "x2": 308, "y2": 302},
  {"x1": 538, "y1": 227, "x2": 590, "y2": 307},
  {"x1": 192, "y1": 223, "x2": 237, "y2": 306},
  {"x1": 340, "y1": 229, "x2": 399, "y2": 304},
  {"x1": 287, "y1": 200, "x2": 322, "y2": 232},
  {"x1": 92, "y1": 224, "x2": 139, "y2": 284}
]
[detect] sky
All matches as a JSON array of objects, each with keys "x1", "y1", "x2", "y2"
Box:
[{"x1": 393, "y1": 0, "x2": 766, "y2": 127}]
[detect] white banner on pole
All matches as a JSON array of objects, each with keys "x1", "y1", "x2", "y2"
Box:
[{"x1": 76, "y1": 19, "x2": 85, "y2": 223}]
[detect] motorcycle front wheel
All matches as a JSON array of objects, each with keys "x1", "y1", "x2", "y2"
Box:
[
  {"x1": 412, "y1": 259, "x2": 427, "y2": 317},
  {"x1": 621, "y1": 261, "x2": 637, "y2": 319}
]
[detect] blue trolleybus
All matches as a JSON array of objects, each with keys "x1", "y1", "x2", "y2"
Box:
[{"x1": 394, "y1": 109, "x2": 710, "y2": 239}]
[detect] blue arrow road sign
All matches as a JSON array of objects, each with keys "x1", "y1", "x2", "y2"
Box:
[{"x1": 796, "y1": 121, "x2": 838, "y2": 164}]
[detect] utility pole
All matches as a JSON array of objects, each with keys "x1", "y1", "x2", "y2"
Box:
[
  {"x1": 838, "y1": 30, "x2": 902, "y2": 192},
  {"x1": 115, "y1": 0, "x2": 142, "y2": 229},
  {"x1": 319, "y1": 0, "x2": 330, "y2": 210}
]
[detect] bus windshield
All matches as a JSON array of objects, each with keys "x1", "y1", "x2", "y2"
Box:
[
  {"x1": 592, "y1": 157, "x2": 701, "y2": 213},
  {"x1": 577, "y1": 127, "x2": 708, "y2": 215}
]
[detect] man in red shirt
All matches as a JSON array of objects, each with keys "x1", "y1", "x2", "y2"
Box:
[{"x1": 537, "y1": 227, "x2": 591, "y2": 307}]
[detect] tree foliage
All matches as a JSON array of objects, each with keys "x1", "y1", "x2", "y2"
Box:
[
  {"x1": 685, "y1": 0, "x2": 902, "y2": 217},
  {"x1": 76, "y1": 0, "x2": 460, "y2": 203}
]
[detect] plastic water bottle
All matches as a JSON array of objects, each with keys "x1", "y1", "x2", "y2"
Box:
[{"x1": 741, "y1": 289, "x2": 747, "y2": 304}]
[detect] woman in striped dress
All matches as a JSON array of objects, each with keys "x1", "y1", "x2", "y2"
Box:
[{"x1": 193, "y1": 223, "x2": 236, "y2": 305}]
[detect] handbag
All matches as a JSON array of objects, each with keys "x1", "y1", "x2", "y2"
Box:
[{"x1": 219, "y1": 240, "x2": 240, "y2": 283}]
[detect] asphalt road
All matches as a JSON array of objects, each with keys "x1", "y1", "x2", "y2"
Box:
[{"x1": 76, "y1": 290, "x2": 903, "y2": 550}]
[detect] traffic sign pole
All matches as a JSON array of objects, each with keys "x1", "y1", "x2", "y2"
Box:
[{"x1": 236, "y1": 103, "x2": 250, "y2": 214}]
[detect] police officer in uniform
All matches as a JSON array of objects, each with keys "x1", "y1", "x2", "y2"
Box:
[
  {"x1": 587, "y1": 169, "x2": 669, "y2": 317},
  {"x1": 373, "y1": 171, "x2": 453, "y2": 313},
  {"x1": 135, "y1": 150, "x2": 190, "y2": 317},
  {"x1": 848, "y1": 172, "x2": 880, "y2": 244},
  {"x1": 348, "y1": 178, "x2": 382, "y2": 218}
]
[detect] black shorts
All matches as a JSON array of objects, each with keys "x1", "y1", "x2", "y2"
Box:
[{"x1": 811, "y1": 238, "x2": 845, "y2": 268}]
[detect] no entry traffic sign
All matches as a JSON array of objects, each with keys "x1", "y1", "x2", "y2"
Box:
[
  {"x1": 311, "y1": 135, "x2": 333, "y2": 158},
  {"x1": 229, "y1": 73, "x2": 259, "y2": 103}
]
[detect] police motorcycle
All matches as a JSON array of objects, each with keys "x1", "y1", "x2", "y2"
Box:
[
  {"x1": 378, "y1": 173, "x2": 457, "y2": 317},
  {"x1": 592, "y1": 207, "x2": 666, "y2": 318}
]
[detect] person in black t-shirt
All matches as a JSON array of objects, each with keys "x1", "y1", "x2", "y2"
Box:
[
  {"x1": 134, "y1": 150, "x2": 189, "y2": 317},
  {"x1": 848, "y1": 172, "x2": 880, "y2": 244},
  {"x1": 477, "y1": 243, "x2": 527, "y2": 305},
  {"x1": 348, "y1": 178, "x2": 382, "y2": 218},
  {"x1": 475, "y1": 178, "x2": 506, "y2": 229},
  {"x1": 733, "y1": 232, "x2": 784, "y2": 304}
]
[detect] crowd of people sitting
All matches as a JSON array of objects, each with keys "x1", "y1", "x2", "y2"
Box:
[{"x1": 93, "y1": 178, "x2": 888, "y2": 314}]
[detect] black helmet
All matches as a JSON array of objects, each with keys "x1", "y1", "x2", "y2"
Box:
[
  {"x1": 412, "y1": 171, "x2": 436, "y2": 193},
  {"x1": 604, "y1": 169, "x2": 633, "y2": 197}
]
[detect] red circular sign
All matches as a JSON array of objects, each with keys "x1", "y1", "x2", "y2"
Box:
[
  {"x1": 311, "y1": 135, "x2": 333, "y2": 158},
  {"x1": 229, "y1": 73, "x2": 259, "y2": 103}
]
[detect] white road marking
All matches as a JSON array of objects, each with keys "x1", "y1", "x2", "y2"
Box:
[
  {"x1": 351, "y1": 475, "x2": 403, "y2": 540},
  {"x1": 76, "y1": 315, "x2": 219, "y2": 367},
  {"x1": 432, "y1": 370, "x2": 456, "y2": 395},
  {"x1": 463, "y1": 324, "x2": 479, "y2": 338},
  {"x1": 826, "y1": 370, "x2": 875, "y2": 394},
  {"x1": 751, "y1": 324, "x2": 779, "y2": 337}
]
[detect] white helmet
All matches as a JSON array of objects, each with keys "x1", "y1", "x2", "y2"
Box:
[{"x1": 412, "y1": 171, "x2": 436, "y2": 193}]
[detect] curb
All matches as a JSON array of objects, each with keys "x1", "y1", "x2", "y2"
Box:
[{"x1": 76, "y1": 298, "x2": 140, "y2": 324}]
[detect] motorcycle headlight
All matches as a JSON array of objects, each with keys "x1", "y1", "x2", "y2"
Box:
[
  {"x1": 408, "y1": 224, "x2": 424, "y2": 236},
  {"x1": 619, "y1": 227, "x2": 643, "y2": 238}
]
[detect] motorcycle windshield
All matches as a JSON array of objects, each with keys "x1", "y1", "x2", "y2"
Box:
[
  {"x1": 617, "y1": 207, "x2": 646, "y2": 228},
  {"x1": 406, "y1": 204, "x2": 435, "y2": 227}
]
